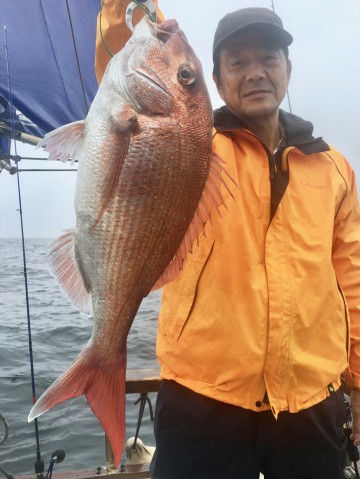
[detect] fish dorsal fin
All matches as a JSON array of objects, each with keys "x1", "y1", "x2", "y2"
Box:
[
  {"x1": 37, "y1": 120, "x2": 86, "y2": 164},
  {"x1": 151, "y1": 152, "x2": 237, "y2": 291},
  {"x1": 49, "y1": 228, "x2": 91, "y2": 312}
]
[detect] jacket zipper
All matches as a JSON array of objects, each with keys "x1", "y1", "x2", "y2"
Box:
[{"x1": 269, "y1": 154, "x2": 277, "y2": 180}]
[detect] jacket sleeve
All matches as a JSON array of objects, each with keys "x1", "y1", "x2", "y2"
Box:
[
  {"x1": 95, "y1": 0, "x2": 165, "y2": 84},
  {"x1": 331, "y1": 155, "x2": 360, "y2": 388}
]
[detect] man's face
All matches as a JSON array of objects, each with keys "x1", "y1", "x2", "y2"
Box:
[{"x1": 214, "y1": 30, "x2": 292, "y2": 123}]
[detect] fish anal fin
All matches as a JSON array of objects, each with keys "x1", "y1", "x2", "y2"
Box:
[
  {"x1": 28, "y1": 346, "x2": 127, "y2": 468},
  {"x1": 151, "y1": 152, "x2": 237, "y2": 291},
  {"x1": 49, "y1": 228, "x2": 91, "y2": 312},
  {"x1": 37, "y1": 120, "x2": 85, "y2": 164},
  {"x1": 93, "y1": 115, "x2": 138, "y2": 229}
]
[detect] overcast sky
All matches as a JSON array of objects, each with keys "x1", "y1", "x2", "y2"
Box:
[{"x1": 1, "y1": 0, "x2": 359, "y2": 238}]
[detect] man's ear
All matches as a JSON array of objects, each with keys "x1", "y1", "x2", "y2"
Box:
[{"x1": 213, "y1": 72, "x2": 224, "y2": 101}]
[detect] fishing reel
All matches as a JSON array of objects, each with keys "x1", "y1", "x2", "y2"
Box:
[
  {"x1": 44, "y1": 450, "x2": 66, "y2": 479},
  {"x1": 343, "y1": 395, "x2": 360, "y2": 479},
  {"x1": 0, "y1": 155, "x2": 17, "y2": 175}
]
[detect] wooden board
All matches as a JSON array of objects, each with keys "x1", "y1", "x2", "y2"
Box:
[
  {"x1": 125, "y1": 369, "x2": 161, "y2": 394},
  {"x1": 17, "y1": 468, "x2": 150, "y2": 479}
]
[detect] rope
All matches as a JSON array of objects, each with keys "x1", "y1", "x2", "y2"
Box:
[
  {"x1": 65, "y1": 0, "x2": 89, "y2": 113},
  {"x1": 132, "y1": 393, "x2": 154, "y2": 448},
  {"x1": 2, "y1": 26, "x2": 45, "y2": 476}
]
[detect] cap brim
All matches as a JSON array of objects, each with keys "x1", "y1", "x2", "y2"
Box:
[{"x1": 213, "y1": 22, "x2": 293, "y2": 60}]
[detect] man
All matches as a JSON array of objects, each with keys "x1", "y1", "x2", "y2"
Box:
[{"x1": 96, "y1": 3, "x2": 360, "y2": 478}]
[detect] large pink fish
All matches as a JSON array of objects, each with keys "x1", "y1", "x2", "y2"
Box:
[{"x1": 29, "y1": 17, "x2": 230, "y2": 466}]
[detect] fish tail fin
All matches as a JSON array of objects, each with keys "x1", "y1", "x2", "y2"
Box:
[{"x1": 28, "y1": 347, "x2": 127, "y2": 467}]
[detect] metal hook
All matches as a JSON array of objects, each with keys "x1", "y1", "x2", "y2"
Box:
[{"x1": 125, "y1": 0, "x2": 157, "y2": 32}]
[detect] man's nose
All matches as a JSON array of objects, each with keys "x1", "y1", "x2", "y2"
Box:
[{"x1": 245, "y1": 62, "x2": 266, "y2": 81}]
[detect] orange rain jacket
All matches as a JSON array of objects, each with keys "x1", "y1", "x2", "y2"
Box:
[{"x1": 95, "y1": 1, "x2": 360, "y2": 416}]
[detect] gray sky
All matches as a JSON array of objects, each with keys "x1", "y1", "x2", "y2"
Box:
[{"x1": 1, "y1": 0, "x2": 359, "y2": 238}]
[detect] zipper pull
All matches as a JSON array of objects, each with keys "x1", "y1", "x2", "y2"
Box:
[{"x1": 269, "y1": 155, "x2": 276, "y2": 179}]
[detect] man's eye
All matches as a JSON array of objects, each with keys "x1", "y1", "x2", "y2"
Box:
[
  {"x1": 263, "y1": 55, "x2": 278, "y2": 63},
  {"x1": 232, "y1": 59, "x2": 245, "y2": 67}
]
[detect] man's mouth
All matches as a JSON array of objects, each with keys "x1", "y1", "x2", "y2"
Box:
[{"x1": 243, "y1": 89, "x2": 271, "y2": 98}]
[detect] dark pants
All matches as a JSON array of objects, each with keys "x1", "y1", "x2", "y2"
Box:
[{"x1": 150, "y1": 380, "x2": 348, "y2": 479}]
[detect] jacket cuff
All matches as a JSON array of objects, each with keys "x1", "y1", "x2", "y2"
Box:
[{"x1": 343, "y1": 368, "x2": 360, "y2": 389}]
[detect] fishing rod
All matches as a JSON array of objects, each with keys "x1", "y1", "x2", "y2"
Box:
[
  {"x1": 65, "y1": 0, "x2": 89, "y2": 112},
  {"x1": 0, "y1": 122, "x2": 41, "y2": 146},
  {"x1": 268, "y1": 3, "x2": 358, "y2": 477},
  {"x1": 3, "y1": 24, "x2": 47, "y2": 477},
  {"x1": 269, "y1": 1, "x2": 292, "y2": 114},
  {"x1": 0, "y1": 155, "x2": 77, "y2": 174}
]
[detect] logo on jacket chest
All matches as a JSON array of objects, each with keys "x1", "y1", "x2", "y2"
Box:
[{"x1": 300, "y1": 179, "x2": 326, "y2": 190}]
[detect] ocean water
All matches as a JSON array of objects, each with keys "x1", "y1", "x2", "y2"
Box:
[{"x1": 0, "y1": 238, "x2": 160, "y2": 475}]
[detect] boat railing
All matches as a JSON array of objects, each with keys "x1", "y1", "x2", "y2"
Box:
[
  {"x1": 13, "y1": 368, "x2": 161, "y2": 479},
  {"x1": 0, "y1": 411, "x2": 14, "y2": 479}
]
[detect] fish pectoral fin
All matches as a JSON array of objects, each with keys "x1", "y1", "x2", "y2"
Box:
[
  {"x1": 92, "y1": 115, "x2": 138, "y2": 228},
  {"x1": 37, "y1": 120, "x2": 85, "y2": 165},
  {"x1": 151, "y1": 152, "x2": 238, "y2": 291},
  {"x1": 28, "y1": 346, "x2": 127, "y2": 469},
  {"x1": 49, "y1": 228, "x2": 91, "y2": 312}
]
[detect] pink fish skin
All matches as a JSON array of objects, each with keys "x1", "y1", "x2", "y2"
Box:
[{"x1": 29, "y1": 17, "x2": 231, "y2": 467}]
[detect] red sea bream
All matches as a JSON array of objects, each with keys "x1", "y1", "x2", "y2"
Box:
[{"x1": 29, "y1": 17, "x2": 231, "y2": 466}]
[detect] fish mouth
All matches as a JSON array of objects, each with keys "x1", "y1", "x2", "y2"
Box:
[
  {"x1": 156, "y1": 19, "x2": 181, "y2": 43},
  {"x1": 132, "y1": 19, "x2": 184, "y2": 97},
  {"x1": 133, "y1": 67, "x2": 171, "y2": 97}
]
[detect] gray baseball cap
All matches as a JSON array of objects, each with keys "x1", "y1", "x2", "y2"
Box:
[{"x1": 213, "y1": 7, "x2": 293, "y2": 62}]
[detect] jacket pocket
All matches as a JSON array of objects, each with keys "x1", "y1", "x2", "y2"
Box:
[{"x1": 161, "y1": 236, "x2": 214, "y2": 342}]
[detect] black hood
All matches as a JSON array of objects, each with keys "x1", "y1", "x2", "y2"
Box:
[{"x1": 213, "y1": 106, "x2": 329, "y2": 154}]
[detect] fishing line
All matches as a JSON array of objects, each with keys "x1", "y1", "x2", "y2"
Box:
[
  {"x1": 269, "y1": 1, "x2": 292, "y2": 114},
  {"x1": 132, "y1": 0, "x2": 153, "y2": 20},
  {"x1": 100, "y1": 0, "x2": 155, "y2": 59},
  {"x1": 79, "y1": 0, "x2": 96, "y2": 44},
  {"x1": 100, "y1": 0, "x2": 114, "y2": 58},
  {"x1": 65, "y1": 0, "x2": 89, "y2": 113},
  {"x1": 2, "y1": 25, "x2": 45, "y2": 476}
]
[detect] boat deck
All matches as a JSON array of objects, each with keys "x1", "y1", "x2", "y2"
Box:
[{"x1": 17, "y1": 465, "x2": 150, "y2": 479}]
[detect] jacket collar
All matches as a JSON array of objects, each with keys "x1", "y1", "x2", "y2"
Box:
[{"x1": 213, "y1": 106, "x2": 330, "y2": 154}]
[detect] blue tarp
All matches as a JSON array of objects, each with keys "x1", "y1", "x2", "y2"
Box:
[{"x1": 0, "y1": 0, "x2": 100, "y2": 149}]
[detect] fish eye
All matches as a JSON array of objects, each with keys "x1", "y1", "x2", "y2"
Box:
[{"x1": 177, "y1": 64, "x2": 196, "y2": 87}]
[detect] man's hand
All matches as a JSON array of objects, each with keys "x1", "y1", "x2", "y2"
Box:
[{"x1": 350, "y1": 389, "x2": 360, "y2": 446}]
